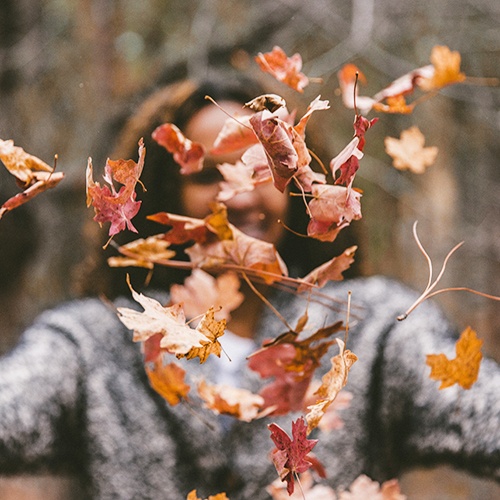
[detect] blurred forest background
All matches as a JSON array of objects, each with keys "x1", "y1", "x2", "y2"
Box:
[{"x1": 0, "y1": 0, "x2": 499, "y2": 498}]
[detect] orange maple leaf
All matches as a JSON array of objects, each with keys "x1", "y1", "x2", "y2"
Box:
[
  {"x1": 426, "y1": 326, "x2": 483, "y2": 390},
  {"x1": 384, "y1": 126, "x2": 438, "y2": 174},
  {"x1": 372, "y1": 95, "x2": 415, "y2": 114},
  {"x1": 182, "y1": 306, "x2": 226, "y2": 364},
  {"x1": 255, "y1": 46, "x2": 309, "y2": 92},
  {"x1": 145, "y1": 360, "x2": 190, "y2": 405},
  {"x1": 418, "y1": 45, "x2": 466, "y2": 92}
]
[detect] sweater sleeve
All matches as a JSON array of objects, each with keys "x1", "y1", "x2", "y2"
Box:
[
  {"x1": 0, "y1": 320, "x2": 83, "y2": 473},
  {"x1": 369, "y1": 296, "x2": 500, "y2": 482}
]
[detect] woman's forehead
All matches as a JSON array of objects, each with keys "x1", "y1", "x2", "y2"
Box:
[{"x1": 184, "y1": 100, "x2": 249, "y2": 146}]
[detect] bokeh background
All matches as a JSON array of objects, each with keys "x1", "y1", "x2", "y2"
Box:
[{"x1": 0, "y1": 0, "x2": 499, "y2": 498}]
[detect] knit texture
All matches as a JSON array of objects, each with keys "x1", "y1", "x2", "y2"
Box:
[{"x1": 1, "y1": 276, "x2": 499, "y2": 499}]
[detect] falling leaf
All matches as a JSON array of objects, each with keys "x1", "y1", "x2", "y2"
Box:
[
  {"x1": 147, "y1": 204, "x2": 289, "y2": 283},
  {"x1": 255, "y1": 46, "x2": 309, "y2": 92},
  {"x1": 152, "y1": 123, "x2": 205, "y2": 174},
  {"x1": 337, "y1": 64, "x2": 375, "y2": 114},
  {"x1": 307, "y1": 184, "x2": 362, "y2": 242},
  {"x1": 0, "y1": 139, "x2": 64, "y2": 218},
  {"x1": 187, "y1": 490, "x2": 229, "y2": 500},
  {"x1": 182, "y1": 307, "x2": 226, "y2": 363},
  {"x1": 384, "y1": 126, "x2": 438, "y2": 174},
  {"x1": 187, "y1": 217, "x2": 288, "y2": 285},
  {"x1": 372, "y1": 95, "x2": 414, "y2": 114},
  {"x1": 107, "y1": 234, "x2": 176, "y2": 269},
  {"x1": 245, "y1": 94, "x2": 287, "y2": 113},
  {"x1": 147, "y1": 212, "x2": 209, "y2": 245},
  {"x1": 426, "y1": 326, "x2": 483, "y2": 390},
  {"x1": 197, "y1": 379, "x2": 265, "y2": 422},
  {"x1": 0, "y1": 138, "x2": 53, "y2": 184},
  {"x1": 299, "y1": 246, "x2": 357, "y2": 291},
  {"x1": 371, "y1": 66, "x2": 433, "y2": 108},
  {"x1": 303, "y1": 383, "x2": 353, "y2": 432},
  {"x1": 248, "y1": 342, "x2": 316, "y2": 415},
  {"x1": 86, "y1": 139, "x2": 145, "y2": 236},
  {"x1": 116, "y1": 278, "x2": 208, "y2": 355},
  {"x1": 145, "y1": 360, "x2": 190, "y2": 405},
  {"x1": 249, "y1": 111, "x2": 298, "y2": 192},
  {"x1": 142, "y1": 332, "x2": 163, "y2": 363},
  {"x1": 268, "y1": 417, "x2": 321, "y2": 495},
  {"x1": 248, "y1": 322, "x2": 343, "y2": 415},
  {"x1": 241, "y1": 144, "x2": 273, "y2": 179},
  {"x1": 170, "y1": 269, "x2": 244, "y2": 321},
  {"x1": 305, "y1": 339, "x2": 358, "y2": 433},
  {"x1": 338, "y1": 45, "x2": 467, "y2": 116},
  {"x1": 294, "y1": 95, "x2": 330, "y2": 137},
  {"x1": 338, "y1": 474, "x2": 406, "y2": 500},
  {"x1": 418, "y1": 45, "x2": 466, "y2": 92},
  {"x1": 329, "y1": 137, "x2": 363, "y2": 188},
  {"x1": 216, "y1": 160, "x2": 258, "y2": 202},
  {"x1": 210, "y1": 114, "x2": 258, "y2": 155}
]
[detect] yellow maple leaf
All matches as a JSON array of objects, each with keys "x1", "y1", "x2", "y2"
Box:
[
  {"x1": 426, "y1": 326, "x2": 483, "y2": 390},
  {"x1": 145, "y1": 360, "x2": 190, "y2": 405},
  {"x1": 384, "y1": 126, "x2": 438, "y2": 174},
  {"x1": 419, "y1": 45, "x2": 466, "y2": 91},
  {"x1": 182, "y1": 307, "x2": 226, "y2": 363}
]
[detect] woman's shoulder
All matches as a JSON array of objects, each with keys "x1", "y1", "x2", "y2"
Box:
[{"x1": 26, "y1": 295, "x2": 134, "y2": 351}]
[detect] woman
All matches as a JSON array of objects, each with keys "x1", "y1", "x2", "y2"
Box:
[{"x1": 0, "y1": 70, "x2": 499, "y2": 499}]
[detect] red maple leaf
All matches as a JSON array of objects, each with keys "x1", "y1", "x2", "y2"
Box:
[
  {"x1": 152, "y1": 123, "x2": 205, "y2": 174},
  {"x1": 330, "y1": 116, "x2": 377, "y2": 188},
  {"x1": 86, "y1": 139, "x2": 145, "y2": 237},
  {"x1": 268, "y1": 417, "x2": 321, "y2": 495},
  {"x1": 248, "y1": 343, "x2": 315, "y2": 415},
  {"x1": 248, "y1": 322, "x2": 342, "y2": 416}
]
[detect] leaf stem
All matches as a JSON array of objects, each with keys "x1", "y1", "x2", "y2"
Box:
[{"x1": 241, "y1": 272, "x2": 294, "y2": 331}]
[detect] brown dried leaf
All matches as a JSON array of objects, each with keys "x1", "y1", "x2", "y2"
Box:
[{"x1": 306, "y1": 338, "x2": 358, "y2": 434}]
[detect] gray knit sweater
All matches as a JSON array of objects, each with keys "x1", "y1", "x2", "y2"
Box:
[{"x1": 0, "y1": 276, "x2": 499, "y2": 499}]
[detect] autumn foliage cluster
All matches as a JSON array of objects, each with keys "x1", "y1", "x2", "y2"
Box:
[{"x1": 0, "y1": 44, "x2": 493, "y2": 498}]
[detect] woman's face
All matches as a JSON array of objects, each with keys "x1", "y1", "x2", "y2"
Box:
[{"x1": 180, "y1": 101, "x2": 289, "y2": 246}]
